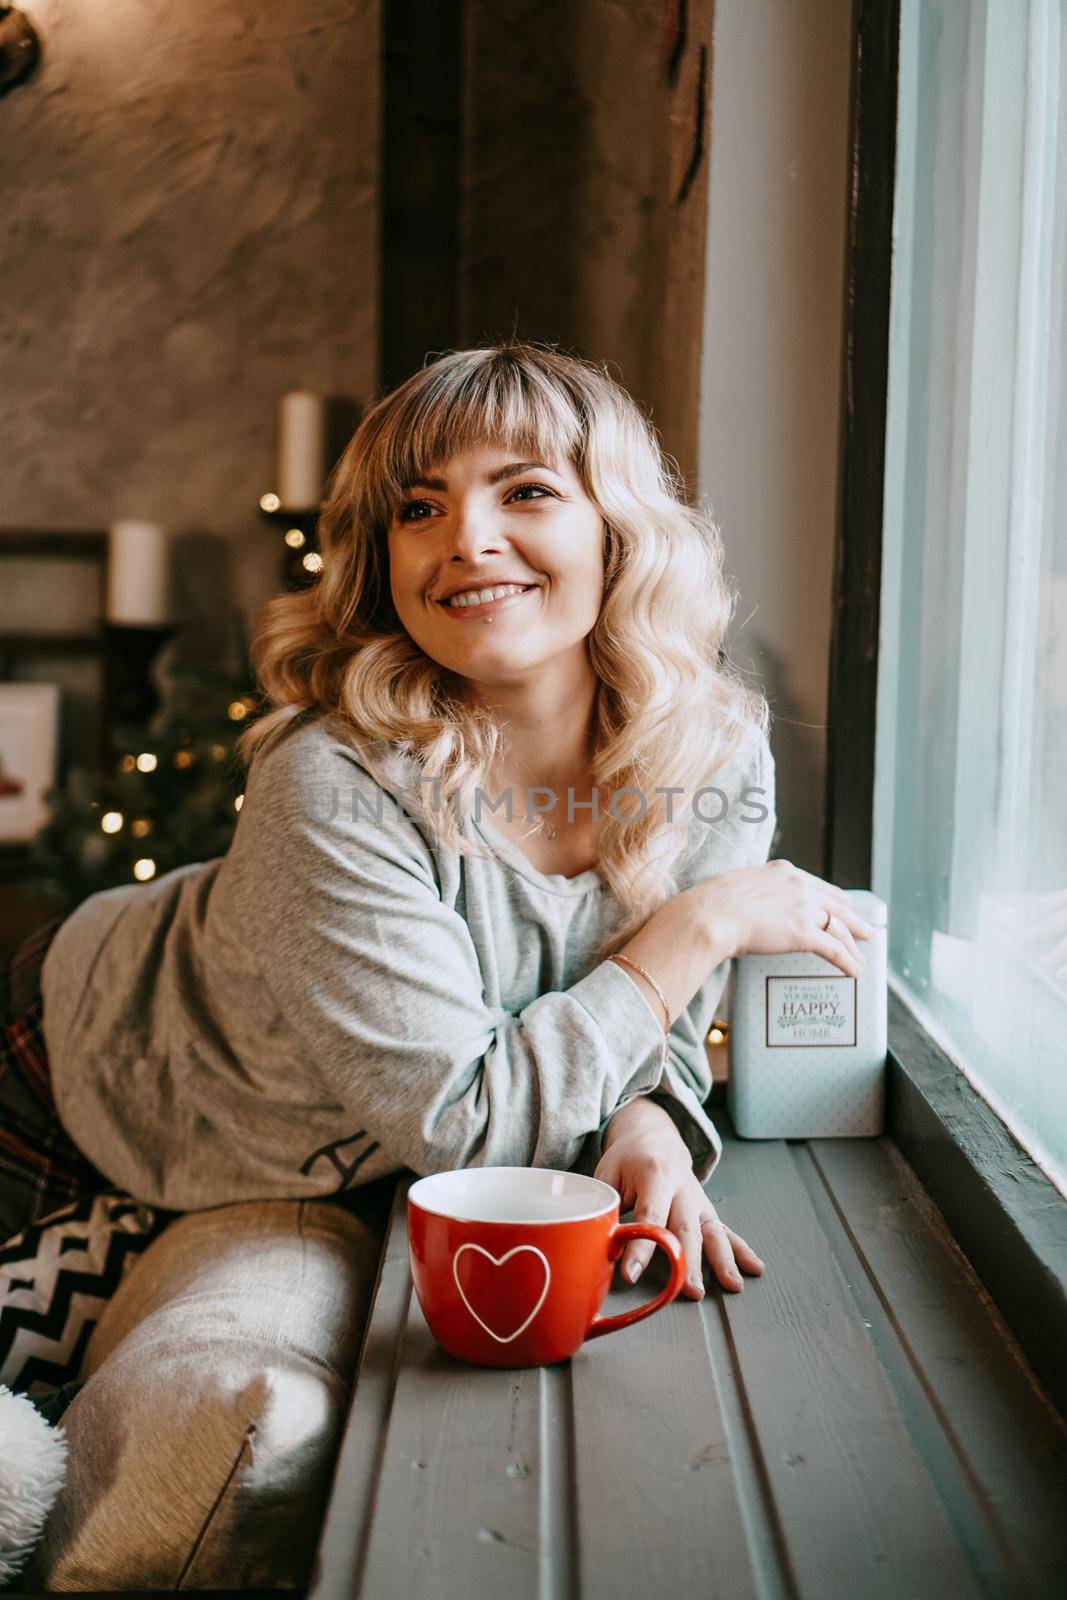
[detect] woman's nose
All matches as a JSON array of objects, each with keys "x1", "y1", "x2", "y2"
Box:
[{"x1": 445, "y1": 500, "x2": 505, "y2": 559}]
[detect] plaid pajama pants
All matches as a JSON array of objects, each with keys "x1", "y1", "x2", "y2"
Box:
[
  {"x1": 1, "y1": 917, "x2": 174, "y2": 1400},
  {"x1": 0, "y1": 915, "x2": 111, "y2": 1241}
]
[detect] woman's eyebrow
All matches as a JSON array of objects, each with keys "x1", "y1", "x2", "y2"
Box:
[{"x1": 398, "y1": 461, "x2": 558, "y2": 492}]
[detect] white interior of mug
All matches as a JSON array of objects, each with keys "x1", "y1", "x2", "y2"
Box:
[{"x1": 408, "y1": 1167, "x2": 619, "y2": 1224}]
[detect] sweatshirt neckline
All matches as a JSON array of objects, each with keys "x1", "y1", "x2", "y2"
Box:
[{"x1": 471, "y1": 813, "x2": 605, "y2": 897}]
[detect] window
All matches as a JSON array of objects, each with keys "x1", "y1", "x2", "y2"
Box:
[{"x1": 874, "y1": 0, "x2": 1067, "y2": 1197}]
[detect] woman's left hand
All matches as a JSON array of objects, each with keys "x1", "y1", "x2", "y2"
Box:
[{"x1": 593, "y1": 1099, "x2": 765, "y2": 1298}]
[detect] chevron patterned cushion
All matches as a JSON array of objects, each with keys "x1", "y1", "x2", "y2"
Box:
[{"x1": 0, "y1": 1192, "x2": 171, "y2": 1401}]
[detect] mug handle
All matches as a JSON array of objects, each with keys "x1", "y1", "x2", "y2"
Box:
[{"x1": 585, "y1": 1221, "x2": 686, "y2": 1341}]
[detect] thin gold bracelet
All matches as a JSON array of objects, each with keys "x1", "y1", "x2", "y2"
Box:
[{"x1": 609, "y1": 954, "x2": 671, "y2": 1068}]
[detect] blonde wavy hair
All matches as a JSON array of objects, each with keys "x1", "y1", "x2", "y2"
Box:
[{"x1": 238, "y1": 341, "x2": 769, "y2": 958}]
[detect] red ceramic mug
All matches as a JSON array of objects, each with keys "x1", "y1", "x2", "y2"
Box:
[{"x1": 407, "y1": 1166, "x2": 686, "y2": 1368}]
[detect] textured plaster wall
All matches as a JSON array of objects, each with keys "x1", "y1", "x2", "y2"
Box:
[
  {"x1": 1, "y1": 0, "x2": 380, "y2": 637},
  {"x1": 700, "y1": 0, "x2": 853, "y2": 872}
]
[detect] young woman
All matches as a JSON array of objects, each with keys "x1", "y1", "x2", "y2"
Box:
[{"x1": 2, "y1": 342, "x2": 872, "y2": 1340}]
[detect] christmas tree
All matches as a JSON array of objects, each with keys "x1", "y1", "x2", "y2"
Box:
[{"x1": 30, "y1": 615, "x2": 260, "y2": 911}]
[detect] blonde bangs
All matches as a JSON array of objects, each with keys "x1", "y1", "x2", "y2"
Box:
[{"x1": 359, "y1": 350, "x2": 587, "y2": 531}]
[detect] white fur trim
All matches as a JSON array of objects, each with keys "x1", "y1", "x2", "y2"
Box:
[{"x1": 0, "y1": 1384, "x2": 68, "y2": 1584}]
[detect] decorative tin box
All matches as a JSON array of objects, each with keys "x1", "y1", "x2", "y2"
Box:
[{"x1": 727, "y1": 889, "x2": 888, "y2": 1138}]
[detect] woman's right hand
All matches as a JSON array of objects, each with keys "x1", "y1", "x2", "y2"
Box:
[{"x1": 696, "y1": 859, "x2": 877, "y2": 978}]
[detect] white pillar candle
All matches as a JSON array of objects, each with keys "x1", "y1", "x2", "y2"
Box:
[
  {"x1": 277, "y1": 390, "x2": 327, "y2": 509},
  {"x1": 107, "y1": 521, "x2": 170, "y2": 625}
]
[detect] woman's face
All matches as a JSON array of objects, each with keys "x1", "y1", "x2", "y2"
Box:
[{"x1": 386, "y1": 441, "x2": 606, "y2": 691}]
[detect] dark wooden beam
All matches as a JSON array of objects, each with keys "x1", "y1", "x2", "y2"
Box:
[
  {"x1": 824, "y1": 0, "x2": 901, "y2": 887},
  {"x1": 381, "y1": 0, "x2": 464, "y2": 391}
]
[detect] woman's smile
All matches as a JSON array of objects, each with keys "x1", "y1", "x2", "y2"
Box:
[{"x1": 436, "y1": 582, "x2": 541, "y2": 619}]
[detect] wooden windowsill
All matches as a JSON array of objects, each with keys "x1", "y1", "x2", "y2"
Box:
[
  {"x1": 310, "y1": 1118, "x2": 1067, "y2": 1599},
  {"x1": 886, "y1": 989, "x2": 1067, "y2": 1418}
]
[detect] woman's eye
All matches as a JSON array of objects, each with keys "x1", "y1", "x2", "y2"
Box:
[
  {"x1": 396, "y1": 484, "x2": 554, "y2": 523},
  {"x1": 509, "y1": 483, "x2": 555, "y2": 502},
  {"x1": 396, "y1": 499, "x2": 432, "y2": 523}
]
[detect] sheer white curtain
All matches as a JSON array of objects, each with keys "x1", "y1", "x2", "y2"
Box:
[{"x1": 874, "y1": 0, "x2": 1067, "y2": 1194}]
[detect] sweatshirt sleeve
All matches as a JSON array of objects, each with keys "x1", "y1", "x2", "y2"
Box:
[
  {"x1": 659, "y1": 728, "x2": 779, "y2": 1179},
  {"x1": 231, "y1": 731, "x2": 671, "y2": 1179},
  {"x1": 574, "y1": 726, "x2": 778, "y2": 1186},
  {"x1": 572, "y1": 997, "x2": 725, "y2": 1185}
]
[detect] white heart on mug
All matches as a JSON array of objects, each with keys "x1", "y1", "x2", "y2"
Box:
[{"x1": 452, "y1": 1242, "x2": 552, "y2": 1344}]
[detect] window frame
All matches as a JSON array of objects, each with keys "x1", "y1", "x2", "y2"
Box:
[{"x1": 826, "y1": 0, "x2": 1067, "y2": 1418}]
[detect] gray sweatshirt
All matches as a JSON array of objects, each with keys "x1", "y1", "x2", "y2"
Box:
[{"x1": 41, "y1": 711, "x2": 776, "y2": 1211}]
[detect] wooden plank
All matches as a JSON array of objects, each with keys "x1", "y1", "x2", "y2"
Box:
[
  {"x1": 356, "y1": 1324, "x2": 544, "y2": 1599},
  {"x1": 311, "y1": 1176, "x2": 555, "y2": 1600},
  {"x1": 697, "y1": 1275, "x2": 797, "y2": 1600},
  {"x1": 568, "y1": 1258, "x2": 766, "y2": 1600},
  {"x1": 809, "y1": 1135, "x2": 1067, "y2": 1598},
  {"x1": 309, "y1": 1178, "x2": 413, "y2": 1600},
  {"x1": 536, "y1": 1359, "x2": 578, "y2": 1600},
  {"x1": 714, "y1": 1128, "x2": 981, "y2": 1599}
]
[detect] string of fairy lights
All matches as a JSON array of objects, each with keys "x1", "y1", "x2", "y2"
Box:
[
  {"x1": 259, "y1": 493, "x2": 324, "y2": 578},
  {"x1": 89, "y1": 694, "x2": 255, "y2": 884}
]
